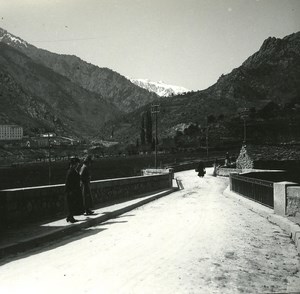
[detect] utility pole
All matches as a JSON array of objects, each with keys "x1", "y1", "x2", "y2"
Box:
[
  {"x1": 48, "y1": 133, "x2": 51, "y2": 185},
  {"x1": 206, "y1": 117, "x2": 209, "y2": 158},
  {"x1": 243, "y1": 118, "x2": 246, "y2": 143},
  {"x1": 240, "y1": 108, "x2": 249, "y2": 144},
  {"x1": 151, "y1": 103, "x2": 160, "y2": 169}
]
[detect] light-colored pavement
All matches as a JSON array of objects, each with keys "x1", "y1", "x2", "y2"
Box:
[
  {"x1": 0, "y1": 169, "x2": 300, "y2": 293},
  {"x1": 0, "y1": 188, "x2": 176, "y2": 258}
]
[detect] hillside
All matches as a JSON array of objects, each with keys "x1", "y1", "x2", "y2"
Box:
[
  {"x1": 99, "y1": 32, "x2": 300, "y2": 145},
  {"x1": 0, "y1": 42, "x2": 120, "y2": 138},
  {"x1": 1, "y1": 28, "x2": 299, "y2": 145},
  {"x1": 0, "y1": 28, "x2": 159, "y2": 113}
]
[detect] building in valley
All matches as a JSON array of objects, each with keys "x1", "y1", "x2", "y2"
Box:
[{"x1": 0, "y1": 125, "x2": 23, "y2": 141}]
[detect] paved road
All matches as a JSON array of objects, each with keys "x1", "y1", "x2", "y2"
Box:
[{"x1": 0, "y1": 169, "x2": 299, "y2": 293}]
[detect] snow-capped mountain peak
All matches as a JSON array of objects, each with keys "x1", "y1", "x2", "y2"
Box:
[
  {"x1": 0, "y1": 28, "x2": 28, "y2": 48},
  {"x1": 130, "y1": 78, "x2": 189, "y2": 97}
]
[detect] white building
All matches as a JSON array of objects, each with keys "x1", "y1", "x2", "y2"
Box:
[{"x1": 0, "y1": 125, "x2": 23, "y2": 140}]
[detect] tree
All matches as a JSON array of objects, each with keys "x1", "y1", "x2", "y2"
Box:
[
  {"x1": 207, "y1": 114, "x2": 216, "y2": 124},
  {"x1": 258, "y1": 102, "x2": 281, "y2": 119},
  {"x1": 140, "y1": 114, "x2": 145, "y2": 145},
  {"x1": 151, "y1": 138, "x2": 156, "y2": 151},
  {"x1": 145, "y1": 110, "x2": 152, "y2": 145},
  {"x1": 218, "y1": 114, "x2": 225, "y2": 121},
  {"x1": 249, "y1": 107, "x2": 256, "y2": 119}
]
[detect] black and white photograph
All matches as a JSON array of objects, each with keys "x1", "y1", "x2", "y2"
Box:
[{"x1": 0, "y1": 0, "x2": 300, "y2": 293}]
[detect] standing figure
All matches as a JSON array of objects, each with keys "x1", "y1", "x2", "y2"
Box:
[
  {"x1": 224, "y1": 152, "x2": 230, "y2": 167},
  {"x1": 213, "y1": 158, "x2": 219, "y2": 177},
  {"x1": 65, "y1": 157, "x2": 84, "y2": 223},
  {"x1": 196, "y1": 161, "x2": 206, "y2": 177},
  {"x1": 80, "y1": 155, "x2": 94, "y2": 215}
]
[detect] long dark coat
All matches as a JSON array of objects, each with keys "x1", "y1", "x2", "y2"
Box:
[
  {"x1": 65, "y1": 167, "x2": 84, "y2": 215},
  {"x1": 80, "y1": 164, "x2": 93, "y2": 210},
  {"x1": 197, "y1": 161, "x2": 205, "y2": 177}
]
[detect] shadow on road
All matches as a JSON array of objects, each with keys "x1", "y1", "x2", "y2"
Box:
[
  {"x1": 176, "y1": 178, "x2": 184, "y2": 190},
  {"x1": 98, "y1": 220, "x2": 128, "y2": 226},
  {"x1": 0, "y1": 227, "x2": 107, "y2": 266}
]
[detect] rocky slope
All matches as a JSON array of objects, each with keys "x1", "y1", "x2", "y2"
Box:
[
  {"x1": 100, "y1": 32, "x2": 300, "y2": 144},
  {"x1": 0, "y1": 28, "x2": 158, "y2": 113},
  {"x1": 0, "y1": 42, "x2": 120, "y2": 138}
]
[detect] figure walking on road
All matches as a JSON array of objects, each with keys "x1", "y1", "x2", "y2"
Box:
[
  {"x1": 213, "y1": 158, "x2": 219, "y2": 177},
  {"x1": 65, "y1": 157, "x2": 84, "y2": 223},
  {"x1": 80, "y1": 155, "x2": 94, "y2": 215},
  {"x1": 196, "y1": 161, "x2": 206, "y2": 177}
]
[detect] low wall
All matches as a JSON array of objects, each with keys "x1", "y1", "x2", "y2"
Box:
[
  {"x1": 141, "y1": 168, "x2": 173, "y2": 176},
  {"x1": 217, "y1": 168, "x2": 241, "y2": 177},
  {"x1": 0, "y1": 172, "x2": 173, "y2": 227},
  {"x1": 166, "y1": 160, "x2": 213, "y2": 173},
  {"x1": 218, "y1": 168, "x2": 282, "y2": 177},
  {"x1": 229, "y1": 171, "x2": 300, "y2": 218}
]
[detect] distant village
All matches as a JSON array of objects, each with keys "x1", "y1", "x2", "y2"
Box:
[{"x1": 0, "y1": 124, "x2": 80, "y2": 148}]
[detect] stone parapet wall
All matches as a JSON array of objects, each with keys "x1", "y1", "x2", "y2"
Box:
[
  {"x1": 217, "y1": 168, "x2": 242, "y2": 177},
  {"x1": 91, "y1": 174, "x2": 173, "y2": 204},
  {"x1": 141, "y1": 168, "x2": 173, "y2": 176},
  {"x1": 166, "y1": 162, "x2": 197, "y2": 172},
  {"x1": 0, "y1": 173, "x2": 173, "y2": 226},
  {"x1": 166, "y1": 160, "x2": 213, "y2": 173},
  {"x1": 287, "y1": 186, "x2": 300, "y2": 216}
]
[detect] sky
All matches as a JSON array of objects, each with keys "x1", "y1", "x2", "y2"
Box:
[{"x1": 0, "y1": 0, "x2": 299, "y2": 91}]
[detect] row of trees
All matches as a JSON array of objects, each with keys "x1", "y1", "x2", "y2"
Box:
[{"x1": 139, "y1": 110, "x2": 157, "y2": 151}]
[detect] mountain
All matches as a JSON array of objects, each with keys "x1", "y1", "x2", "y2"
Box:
[
  {"x1": 130, "y1": 78, "x2": 189, "y2": 97},
  {"x1": 1, "y1": 27, "x2": 299, "y2": 145},
  {"x1": 0, "y1": 28, "x2": 158, "y2": 113},
  {"x1": 0, "y1": 42, "x2": 120, "y2": 138},
  {"x1": 99, "y1": 32, "x2": 300, "y2": 144}
]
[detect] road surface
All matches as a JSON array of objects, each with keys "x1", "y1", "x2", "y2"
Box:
[{"x1": 0, "y1": 168, "x2": 299, "y2": 293}]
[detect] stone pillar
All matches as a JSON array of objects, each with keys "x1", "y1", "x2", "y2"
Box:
[
  {"x1": 286, "y1": 186, "x2": 300, "y2": 216},
  {"x1": 274, "y1": 181, "x2": 297, "y2": 216}
]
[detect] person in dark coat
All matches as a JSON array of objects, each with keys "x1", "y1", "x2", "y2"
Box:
[
  {"x1": 196, "y1": 161, "x2": 205, "y2": 177},
  {"x1": 224, "y1": 152, "x2": 230, "y2": 167},
  {"x1": 80, "y1": 155, "x2": 94, "y2": 215},
  {"x1": 65, "y1": 157, "x2": 84, "y2": 223},
  {"x1": 213, "y1": 158, "x2": 219, "y2": 177}
]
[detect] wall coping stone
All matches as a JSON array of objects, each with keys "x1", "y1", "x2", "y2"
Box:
[{"x1": 0, "y1": 174, "x2": 169, "y2": 193}]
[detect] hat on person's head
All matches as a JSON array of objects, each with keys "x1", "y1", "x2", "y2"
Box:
[
  {"x1": 70, "y1": 157, "x2": 80, "y2": 164},
  {"x1": 83, "y1": 155, "x2": 93, "y2": 164}
]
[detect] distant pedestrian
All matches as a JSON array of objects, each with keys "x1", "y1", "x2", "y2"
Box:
[
  {"x1": 230, "y1": 154, "x2": 236, "y2": 167},
  {"x1": 224, "y1": 152, "x2": 230, "y2": 167},
  {"x1": 80, "y1": 155, "x2": 94, "y2": 215},
  {"x1": 213, "y1": 159, "x2": 219, "y2": 177},
  {"x1": 196, "y1": 161, "x2": 206, "y2": 177},
  {"x1": 65, "y1": 157, "x2": 84, "y2": 223}
]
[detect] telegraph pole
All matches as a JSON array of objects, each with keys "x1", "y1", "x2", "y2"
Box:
[
  {"x1": 206, "y1": 117, "x2": 209, "y2": 158},
  {"x1": 151, "y1": 103, "x2": 160, "y2": 169},
  {"x1": 48, "y1": 133, "x2": 51, "y2": 185},
  {"x1": 240, "y1": 108, "x2": 249, "y2": 144},
  {"x1": 243, "y1": 118, "x2": 246, "y2": 143}
]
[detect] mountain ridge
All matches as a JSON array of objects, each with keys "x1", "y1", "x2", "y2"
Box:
[
  {"x1": 1, "y1": 28, "x2": 299, "y2": 145},
  {"x1": 0, "y1": 27, "x2": 159, "y2": 113},
  {"x1": 130, "y1": 78, "x2": 190, "y2": 97},
  {"x1": 99, "y1": 31, "x2": 300, "y2": 144},
  {"x1": 0, "y1": 42, "x2": 120, "y2": 138}
]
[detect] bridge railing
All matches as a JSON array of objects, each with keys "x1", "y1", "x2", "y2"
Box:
[
  {"x1": 0, "y1": 172, "x2": 174, "y2": 227},
  {"x1": 230, "y1": 173, "x2": 274, "y2": 208}
]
